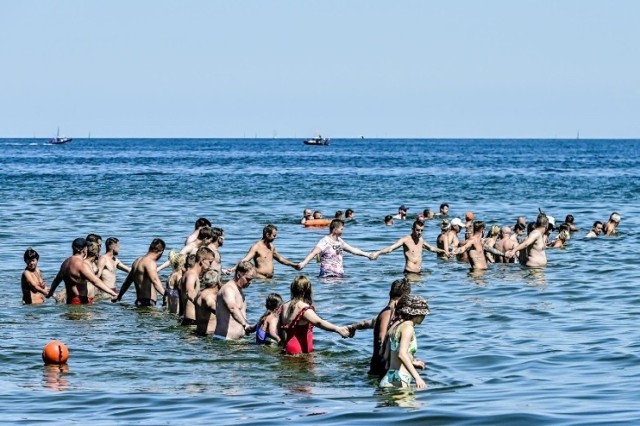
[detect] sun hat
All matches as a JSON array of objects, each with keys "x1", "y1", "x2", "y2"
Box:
[{"x1": 397, "y1": 294, "x2": 430, "y2": 316}]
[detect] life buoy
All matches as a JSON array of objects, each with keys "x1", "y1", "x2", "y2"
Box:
[{"x1": 303, "y1": 219, "x2": 331, "y2": 227}]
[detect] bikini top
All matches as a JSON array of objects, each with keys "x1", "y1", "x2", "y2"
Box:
[{"x1": 389, "y1": 321, "x2": 417, "y2": 355}]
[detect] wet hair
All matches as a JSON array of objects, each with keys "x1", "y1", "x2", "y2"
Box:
[
  {"x1": 195, "y1": 246, "x2": 214, "y2": 262},
  {"x1": 329, "y1": 218, "x2": 344, "y2": 232},
  {"x1": 86, "y1": 233, "x2": 102, "y2": 245},
  {"x1": 148, "y1": 238, "x2": 166, "y2": 253},
  {"x1": 195, "y1": 217, "x2": 211, "y2": 229},
  {"x1": 185, "y1": 254, "x2": 197, "y2": 269},
  {"x1": 389, "y1": 278, "x2": 411, "y2": 299},
  {"x1": 288, "y1": 275, "x2": 313, "y2": 316},
  {"x1": 423, "y1": 208, "x2": 432, "y2": 217},
  {"x1": 235, "y1": 260, "x2": 255, "y2": 279},
  {"x1": 197, "y1": 226, "x2": 213, "y2": 242},
  {"x1": 345, "y1": 209, "x2": 354, "y2": 217},
  {"x1": 86, "y1": 241, "x2": 100, "y2": 259},
  {"x1": 514, "y1": 223, "x2": 526, "y2": 234},
  {"x1": 439, "y1": 203, "x2": 449, "y2": 211},
  {"x1": 412, "y1": 219, "x2": 425, "y2": 230},
  {"x1": 592, "y1": 220, "x2": 603, "y2": 229},
  {"x1": 385, "y1": 215, "x2": 393, "y2": 223},
  {"x1": 263, "y1": 224, "x2": 277, "y2": 239},
  {"x1": 105, "y1": 237, "x2": 119, "y2": 250},
  {"x1": 334, "y1": 210, "x2": 344, "y2": 218},
  {"x1": 24, "y1": 247, "x2": 39, "y2": 263},
  {"x1": 565, "y1": 214, "x2": 575, "y2": 224},
  {"x1": 527, "y1": 222, "x2": 536, "y2": 234},
  {"x1": 558, "y1": 223, "x2": 570, "y2": 233},
  {"x1": 473, "y1": 221, "x2": 485, "y2": 233}
]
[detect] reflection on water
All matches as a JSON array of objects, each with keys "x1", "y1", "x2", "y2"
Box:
[
  {"x1": 43, "y1": 364, "x2": 69, "y2": 392},
  {"x1": 375, "y1": 387, "x2": 423, "y2": 409}
]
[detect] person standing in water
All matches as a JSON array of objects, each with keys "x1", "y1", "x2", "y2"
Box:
[
  {"x1": 297, "y1": 219, "x2": 374, "y2": 278},
  {"x1": 239, "y1": 224, "x2": 298, "y2": 279},
  {"x1": 21, "y1": 248, "x2": 49, "y2": 305},
  {"x1": 505, "y1": 213, "x2": 549, "y2": 267}
]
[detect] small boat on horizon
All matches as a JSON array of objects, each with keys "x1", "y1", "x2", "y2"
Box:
[
  {"x1": 49, "y1": 127, "x2": 72, "y2": 145},
  {"x1": 303, "y1": 135, "x2": 330, "y2": 146}
]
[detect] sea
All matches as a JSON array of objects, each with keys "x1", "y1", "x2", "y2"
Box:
[{"x1": 1, "y1": 138, "x2": 639, "y2": 425}]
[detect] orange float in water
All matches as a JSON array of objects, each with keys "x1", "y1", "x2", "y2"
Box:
[
  {"x1": 303, "y1": 219, "x2": 331, "y2": 227},
  {"x1": 42, "y1": 340, "x2": 70, "y2": 365}
]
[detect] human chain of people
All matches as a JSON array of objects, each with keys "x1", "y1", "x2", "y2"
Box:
[{"x1": 20, "y1": 205, "x2": 622, "y2": 389}]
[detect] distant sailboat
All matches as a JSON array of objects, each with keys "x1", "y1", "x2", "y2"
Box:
[{"x1": 49, "y1": 127, "x2": 72, "y2": 145}]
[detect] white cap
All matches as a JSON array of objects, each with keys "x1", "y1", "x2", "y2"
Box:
[{"x1": 450, "y1": 218, "x2": 464, "y2": 228}]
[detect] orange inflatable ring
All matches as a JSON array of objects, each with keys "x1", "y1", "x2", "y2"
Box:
[{"x1": 303, "y1": 219, "x2": 331, "y2": 227}]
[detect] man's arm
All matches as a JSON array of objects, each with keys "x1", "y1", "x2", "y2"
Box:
[
  {"x1": 184, "y1": 274, "x2": 198, "y2": 304},
  {"x1": 240, "y1": 242, "x2": 259, "y2": 264},
  {"x1": 82, "y1": 263, "x2": 117, "y2": 297},
  {"x1": 297, "y1": 246, "x2": 321, "y2": 270},
  {"x1": 423, "y1": 241, "x2": 447, "y2": 256},
  {"x1": 273, "y1": 249, "x2": 297, "y2": 268},
  {"x1": 47, "y1": 268, "x2": 64, "y2": 298},
  {"x1": 342, "y1": 241, "x2": 371, "y2": 258},
  {"x1": 147, "y1": 264, "x2": 166, "y2": 297},
  {"x1": 115, "y1": 267, "x2": 135, "y2": 301},
  {"x1": 372, "y1": 237, "x2": 405, "y2": 259},
  {"x1": 506, "y1": 232, "x2": 537, "y2": 258},
  {"x1": 116, "y1": 259, "x2": 131, "y2": 273},
  {"x1": 452, "y1": 238, "x2": 473, "y2": 255},
  {"x1": 96, "y1": 256, "x2": 108, "y2": 279}
]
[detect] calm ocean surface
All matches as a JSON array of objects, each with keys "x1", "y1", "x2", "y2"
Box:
[{"x1": 1, "y1": 138, "x2": 639, "y2": 424}]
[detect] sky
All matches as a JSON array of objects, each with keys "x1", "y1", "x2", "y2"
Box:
[{"x1": 1, "y1": 1, "x2": 639, "y2": 139}]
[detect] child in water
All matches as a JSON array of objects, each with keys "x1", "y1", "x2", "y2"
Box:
[
  {"x1": 380, "y1": 294, "x2": 429, "y2": 390},
  {"x1": 164, "y1": 250, "x2": 186, "y2": 314},
  {"x1": 252, "y1": 293, "x2": 283, "y2": 345},
  {"x1": 21, "y1": 247, "x2": 49, "y2": 305}
]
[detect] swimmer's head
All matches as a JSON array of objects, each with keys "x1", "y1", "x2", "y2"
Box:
[
  {"x1": 610, "y1": 212, "x2": 621, "y2": 223},
  {"x1": 465, "y1": 211, "x2": 474, "y2": 221},
  {"x1": 72, "y1": 237, "x2": 87, "y2": 254},
  {"x1": 440, "y1": 219, "x2": 451, "y2": 231},
  {"x1": 195, "y1": 217, "x2": 212, "y2": 229},
  {"x1": 389, "y1": 278, "x2": 411, "y2": 299},
  {"x1": 24, "y1": 247, "x2": 39, "y2": 263},
  {"x1": 265, "y1": 293, "x2": 283, "y2": 312}
]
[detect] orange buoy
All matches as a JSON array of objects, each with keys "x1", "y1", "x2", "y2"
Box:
[
  {"x1": 303, "y1": 219, "x2": 331, "y2": 227},
  {"x1": 42, "y1": 340, "x2": 70, "y2": 365}
]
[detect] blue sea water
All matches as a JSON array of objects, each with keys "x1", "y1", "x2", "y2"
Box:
[{"x1": 1, "y1": 138, "x2": 639, "y2": 424}]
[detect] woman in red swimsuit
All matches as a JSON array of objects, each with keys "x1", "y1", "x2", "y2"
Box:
[{"x1": 279, "y1": 276, "x2": 351, "y2": 355}]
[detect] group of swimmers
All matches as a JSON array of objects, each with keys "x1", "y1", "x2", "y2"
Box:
[{"x1": 20, "y1": 206, "x2": 622, "y2": 389}]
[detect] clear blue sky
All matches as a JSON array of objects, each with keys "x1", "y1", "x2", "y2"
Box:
[{"x1": 2, "y1": 1, "x2": 638, "y2": 138}]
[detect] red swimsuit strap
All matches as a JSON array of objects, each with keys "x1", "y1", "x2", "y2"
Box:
[{"x1": 282, "y1": 305, "x2": 315, "y2": 329}]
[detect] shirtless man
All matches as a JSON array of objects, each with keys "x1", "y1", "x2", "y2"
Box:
[
  {"x1": 603, "y1": 212, "x2": 621, "y2": 236},
  {"x1": 494, "y1": 226, "x2": 517, "y2": 263},
  {"x1": 47, "y1": 238, "x2": 118, "y2": 304},
  {"x1": 180, "y1": 246, "x2": 214, "y2": 326},
  {"x1": 452, "y1": 221, "x2": 504, "y2": 270},
  {"x1": 194, "y1": 269, "x2": 221, "y2": 335},
  {"x1": 214, "y1": 261, "x2": 255, "y2": 340},
  {"x1": 505, "y1": 214, "x2": 549, "y2": 267},
  {"x1": 207, "y1": 227, "x2": 226, "y2": 276},
  {"x1": 372, "y1": 220, "x2": 448, "y2": 273},
  {"x1": 239, "y1": 224, "x2": 297, "y2": 279},
  {"x1": 114, "y1": 238, "x2": 166, "y2": 307},
  {"x1": 21, "y1": 248, "x2": 49, "y2": 304},
  {"x1": 586, "y1": 221, "x2": 604, "y2": 238},
  {"x1": 96, "y1": 237, "x2": 130, "y2": 292},
  {"x1": 438, "y1": 203, "x2": 449, "y2": 217}
]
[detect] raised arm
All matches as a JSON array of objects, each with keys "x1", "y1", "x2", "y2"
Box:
[{"x1": 116, "y1": 259, "x2": 131, "y2": 273}]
